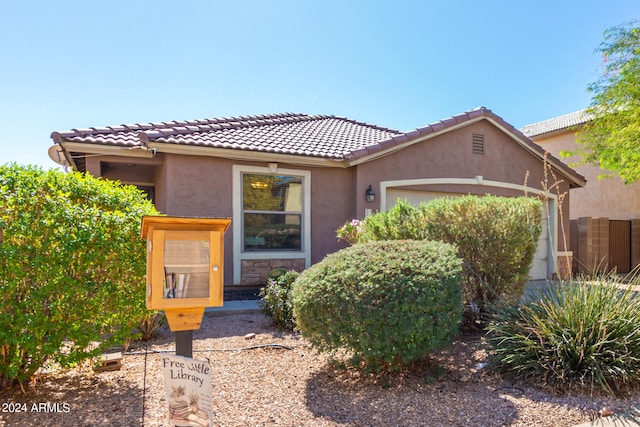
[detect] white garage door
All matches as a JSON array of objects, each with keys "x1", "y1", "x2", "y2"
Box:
[
  {"x1": 386, "y1": 189, "x2": 549, "y2": 280},
  {"x1": 528, "y1": 212, "x2": 548, "y2": 280}
]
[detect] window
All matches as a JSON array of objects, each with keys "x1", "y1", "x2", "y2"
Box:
[
  {"x1": 242, "y1": 173, "x2": 303, "y2": 251},
  {"x1": 232, "y1": 165, "x2": 311, "y2": 284}
]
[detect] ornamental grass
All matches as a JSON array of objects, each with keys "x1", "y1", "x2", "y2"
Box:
[{"x1": 487, "y1": 273, "x2": 640, "y2": 396}]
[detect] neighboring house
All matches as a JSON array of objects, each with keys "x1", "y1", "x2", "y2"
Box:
[
  {"x1": 50, "y1": 107, "x2": 585, "y2": 287},
  {"x1": 522, "y1": 110, "x2": 640, "y2": 273}
]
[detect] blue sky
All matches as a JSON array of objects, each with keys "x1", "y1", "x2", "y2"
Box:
[{"x1": 1, "y1": 1, "x2": 638, "y2": 169}]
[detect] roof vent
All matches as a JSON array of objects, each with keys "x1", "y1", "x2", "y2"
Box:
[{"x1": 472, "y1": 134, "x2": 485, "y2": 155}]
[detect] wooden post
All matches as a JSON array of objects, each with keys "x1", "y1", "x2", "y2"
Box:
[
  {"x1": 174, "y1": 330, "x2": 194, "y2": 427},
  {"x1": 175, "y1": 330, "x2": 193, "y2": 358}
]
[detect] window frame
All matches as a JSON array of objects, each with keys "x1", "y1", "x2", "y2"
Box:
[
  {"x1": 241, "y1": 172, "x2": 303, "y2": 252},
  {"x1": 232, "y1": 165, "x2": 311, "y2": 284}
]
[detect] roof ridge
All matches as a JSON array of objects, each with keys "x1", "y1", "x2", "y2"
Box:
[
  {"x1": 141, "y1": 113, "x2": 338, "y2": 140},
  {"x1": 51, "y1": 112, "x2": 320, "y2": 141},
  {"x1": 183, "y1": 112, "x2": 314, "y2": 127},
  {"x1": 135, "y1": 113, "x2": 403, "y2": 142},
  {"x1": 520, "y1": 108, "x2": 592, "y2": 137},
  {"x1": 522, "y1": 108, "x2": 589, "y2": 128},
  {"x1": 330, "y1": 115, "x2": 402, "y2": 134}
]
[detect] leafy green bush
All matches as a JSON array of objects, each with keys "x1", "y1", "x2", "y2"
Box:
[
  {"x1": 358, "y1": 200, "x2": 429, "y2": 242},
  {"x1": 486, "y1": 275, "x2": 640, "y2": 395},
  {"x1": 292, "y1": 240, "x2": 462, "y2": 373},
  {"x1": 266, "y1": 267, "x2": 288, "y2": 282},
  {"x1": 0, "y1": 164, "x2": 158, "y2": 388},
  {"x1": 419, "y1": 196, "x2": 542, "y2": 304},
  {"x1": 138, "y1": 311, "x2": 167, "y2": 341},
  {"x1": 358, "y1": 196, "x2": 542, "y2": 306},
  {"x1": 260, "y1": 270, "x2": 299, "y2": 330},
  {"x1": 336, "y1": 219, "x2": 365, "y2": 245}
]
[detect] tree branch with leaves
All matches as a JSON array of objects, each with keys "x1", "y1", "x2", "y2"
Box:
[{"x1": 569, "y1": 21, "x2": 640, "y2": 184}]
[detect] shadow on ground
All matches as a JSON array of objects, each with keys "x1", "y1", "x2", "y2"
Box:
[
  {"x1": 0, "y1": 372, "x2": 144, "y2": 427},
  {"x1": 304, "y1": 363, "x2": 521, "y2": 426},
  {"x1": 302, "y1": 332, "x2": 601, "y2": 427},
  {"x1": 128, "y1": 312, "x2": 274, "y2": 348}
]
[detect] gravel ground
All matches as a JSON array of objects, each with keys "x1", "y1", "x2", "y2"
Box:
[{"x1": 0, "y1": 312, "x2": 637, "y2": 427}]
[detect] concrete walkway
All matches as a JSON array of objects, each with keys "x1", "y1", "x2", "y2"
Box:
[{"x1": 204, "y1": 299, "x2": 261, "y2": 316}]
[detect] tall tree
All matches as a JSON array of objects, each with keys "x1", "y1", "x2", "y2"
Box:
[{"x1": 571, "y1": 21, "x2": 640, "y2": 184}]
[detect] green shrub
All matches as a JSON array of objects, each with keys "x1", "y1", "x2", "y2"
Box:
[
  {"x1": 138, "y1": 311, "x2": 167, "y2": 341},
  {"x1": 419, "y1": 196, "x2": 541, "y2": 305},
  {"x1": 260, "y1": 270, "x2": 300, "y2": 330},
  {"x1": 266, "y1": 267, "x2": 288, "y2": 282},
  {"x1": 358, "y1": 196, "x2": 542, "y2": 306},
  {"x1": 358, "y1": 200, "x2": 429, "y2": 242},
  {"x1": 292, "y1": 240, "x2": 462, "y2": 373},
  {"x1": 336, "y1": 219, "x2": 365, "y2": 245},
  {"x1": 0, "y1": 164, "x2": 158, "y2": 388},
  {"x1": 486, "y1": 275, "x2": 640, "y2": 395}
]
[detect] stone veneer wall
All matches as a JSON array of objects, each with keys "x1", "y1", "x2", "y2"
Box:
[{"x1": 240, "y1": 259, "x2": 306, "y2": 286}]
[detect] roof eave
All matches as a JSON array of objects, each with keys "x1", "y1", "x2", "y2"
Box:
[
  {"x1": 145, "y1": 142, "x2": 347, "y2": 167},
  {"x1": 56, "y1": 141, "x2": 158, "y2": 172},
  {"x1": 57, "y1": 140, "x2": 348, "y2": 169},
  {"x1": 57, "y1": 141, "x2": 156, "y2": 158}
]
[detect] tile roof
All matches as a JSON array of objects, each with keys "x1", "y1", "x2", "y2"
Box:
[
  {"x1": 520, "y1": 109, "x2": 592, "y2": 138},
  {"x1": 51, "y1": 113, "x2": 403, "y2": 160},
  {"x1": 51, "y1": 107, "x2": 586, "y2": 187}
]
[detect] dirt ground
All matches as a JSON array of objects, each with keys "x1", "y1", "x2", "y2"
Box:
[{"x1": 0, "y1": 312, "x2": 637, "y2": 427}]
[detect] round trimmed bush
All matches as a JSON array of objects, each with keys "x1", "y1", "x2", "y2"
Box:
[{"x1": 292, "y1": 240, "x2": 462, "y2": 373}]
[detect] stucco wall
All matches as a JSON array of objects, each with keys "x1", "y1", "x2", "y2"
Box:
[
  {"x1": 161, "y1": 155, "x2": 233, "y2": 217},
  {"x1": 534, "y1": 131, "x2": 640, "y2": 220},
  {"x1": 310, "y1": 167, "x2": 357, "y2": 263}
]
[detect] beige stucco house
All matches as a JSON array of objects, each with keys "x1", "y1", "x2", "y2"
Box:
[
  {"x1": 522, "y1": 110, "x2": 640, "y2": 273},
  {"x1": 521, "y1": 110, "x2": 640, "y2": 220},
  {"x1": 50, "y1": 107, "x2": 585, "y2": 288}
]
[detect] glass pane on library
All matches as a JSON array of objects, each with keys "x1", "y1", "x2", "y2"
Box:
[{"x1": 163, "y1": 239, "x2": 210, "y2": 298}]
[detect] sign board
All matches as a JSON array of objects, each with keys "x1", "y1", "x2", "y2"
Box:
[{"x1": 161, "y1": 354, "x2": 214, "y2": 427}]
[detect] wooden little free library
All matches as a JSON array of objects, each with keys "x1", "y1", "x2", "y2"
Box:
[{"x1": 141, "y1": 216, "x2": 231, "y2": 331}]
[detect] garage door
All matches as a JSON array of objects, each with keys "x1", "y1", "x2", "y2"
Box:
[
  {"x1": 386, "y1": 189, "x2": 549, "y2": 280},
  {"x1": 528, "y1": 212, "x2": 548, "y2": 280}
]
